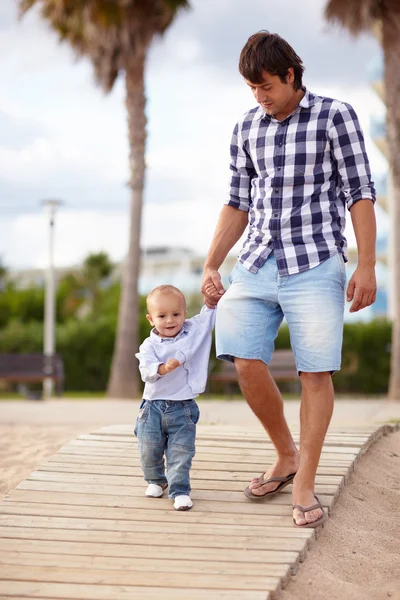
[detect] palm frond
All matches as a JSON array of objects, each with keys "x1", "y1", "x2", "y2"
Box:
[
  {"x1": 325, "y1": 0, "x2": 383, "y2": 35},
  {"x1": 18, "y1": 0, "x2": 190, "y2": 92}
]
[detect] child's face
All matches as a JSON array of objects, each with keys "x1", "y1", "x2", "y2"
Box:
[{"x1": 146, "y1": 293, "x2": 186, "y2": 338}]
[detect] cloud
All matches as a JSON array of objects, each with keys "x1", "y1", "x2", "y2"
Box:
[
  {"x1": 149, "y1": 0, "x2": 381, "y2": 87},
  {"x1": 0, "y1": 0, "x2": 388, "y2": 270}
]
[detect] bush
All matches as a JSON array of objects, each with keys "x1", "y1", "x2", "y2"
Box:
[
  {"x1": 0, "y1": 296, "x2": 152, "y2": 391},
  {"x1": 0, "y1": 320, "x2": 43, "y2": 352},
  {"x1": 0, "y1": 311, "x2": 392, "y2": 395},
  {"x1": 336, "y1": 319, "x2": 391, "y2": 394}
]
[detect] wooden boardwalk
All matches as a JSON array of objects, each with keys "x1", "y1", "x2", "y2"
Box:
[{"x1": 0, "y1": 423, "x2": 395, "y2": 600}]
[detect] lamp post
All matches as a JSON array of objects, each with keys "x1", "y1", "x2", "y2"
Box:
[{"x1": 42, "y1": 199, "x2": 63, "y2": 399}]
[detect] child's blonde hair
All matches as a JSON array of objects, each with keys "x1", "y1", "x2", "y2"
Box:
[{"x1": 146, "y1": 285, "x2": 186, "y2": 312}]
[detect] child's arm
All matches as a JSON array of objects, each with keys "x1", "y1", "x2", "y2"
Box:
[
  {"x1": 135, "y1": 341, "x2": 182, "y2": 383},
  {"x1": 135, "y1": 339, "x2": 162, "y2": 383},
  {"x1": 158, "y1": 358, "x2": 182, "y2": 376},
  {"x1": 188, "y1": 304, "x2": 217, "y2": 330}
]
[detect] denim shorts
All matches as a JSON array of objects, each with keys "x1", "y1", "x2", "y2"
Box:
[{"x1": 216, "y1": 253, "x2": 346, "y2": 373}]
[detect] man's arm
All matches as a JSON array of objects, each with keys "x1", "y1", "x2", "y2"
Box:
[
  {"x1": 348, "y1": 199, "x2": 377, "y2": 312},
  {"x1": 202, "y1": 119, "x2": 254, "y2": 307},
  {"x1": 328, "y1": 102, "x2": 377, "y2": 313},
  {"x1": 201, "y1": 205, "x2": 248, "y2": 307}
]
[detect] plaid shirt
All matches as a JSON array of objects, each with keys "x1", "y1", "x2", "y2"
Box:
[{"x1": 227, "y1": 89, "x2": 376, "y2": 276}]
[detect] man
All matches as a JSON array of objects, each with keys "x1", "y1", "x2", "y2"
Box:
[{"x1": 201, "y1": 31, "x2": 376, "y2": 528}]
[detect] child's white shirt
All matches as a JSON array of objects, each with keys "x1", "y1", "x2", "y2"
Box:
[{"x1": 135, "y1": 306, "x2": 216, "y2": 400}]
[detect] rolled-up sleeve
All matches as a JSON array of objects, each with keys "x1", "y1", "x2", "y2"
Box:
[
  {"x1": 135, "y1": 341, "x2": 161, "y2": 383},
  {"x1": 226, "y1": 122, "x2": 255, "y2": 212},
  {"x1": 329, "y1": 103, "x2": 376, "y2": 210}
]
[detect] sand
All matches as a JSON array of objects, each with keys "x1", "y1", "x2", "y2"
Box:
[
  {"x1": 281, "y1": 429, "x2": 400, "y2": 600},
  {"x1": 0, "y1": 421, "x2": 399, "y2": 600},
  {"x1": 0, "y1": 423, "x2": 93, "y2": 500}
]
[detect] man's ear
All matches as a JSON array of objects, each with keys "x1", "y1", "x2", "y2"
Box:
[
  {"x1": 286, "y1": 67, "x2": 294, "y2": 84},
  {"x1": 146, "y1": 314, "x2": 154, "y2": 326}
]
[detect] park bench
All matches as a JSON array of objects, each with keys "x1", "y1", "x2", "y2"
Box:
[
  {"x1": 209, "y1": 349, "x2": 299, "y2": 396},
  {"x1": 0, "y1": 353, "x2": 64, "y2": 398}
]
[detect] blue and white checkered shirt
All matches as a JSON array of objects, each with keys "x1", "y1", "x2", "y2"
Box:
[{"x1": 227, "y1": 89, "x2": 376, "y2": 276}]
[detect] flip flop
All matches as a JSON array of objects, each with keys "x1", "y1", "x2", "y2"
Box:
[
  {"x1": 293, "y1": 494, "x2": 327, "y2": 528},
  {"x1": 244, "y1": 471, "x2": 297, "y2": 500}
]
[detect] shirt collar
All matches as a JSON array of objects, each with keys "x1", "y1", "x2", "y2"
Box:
[
  {"x1": 150, "y1": 320, "x2": 191, "y2": 343},
  {"x1": 255, "y1": 87, "x2": 316, "y2": 121}
]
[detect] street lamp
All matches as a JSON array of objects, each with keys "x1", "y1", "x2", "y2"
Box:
[{"x1": 41, "y1": 199, "x2": 63, "y2": 399}]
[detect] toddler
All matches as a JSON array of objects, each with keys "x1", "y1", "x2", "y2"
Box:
[{"x1": 135, "y1": 285, "x2": 216, "y2": 510}]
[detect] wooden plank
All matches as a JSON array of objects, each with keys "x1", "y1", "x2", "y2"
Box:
[
  {"x1": 0, "y1": 565, "x2": 281, "y2": 595},
  {"x1": 48, "y1": 452, "x2": 354, "y2": 471},
  {"x1": 0, "y1": 581, "x2": 270, "y2": 600},
  {"x1": 25, "y1": 470, "x2": 340, "y2": 496},
  {"x1": 0, "y1": 502, "x2": 304, "y2": 531},
  {"x1": 65, "y1": 438, "x2": 359, "y2": 456},
  {"x1": 14, "y1": 480, "x2": 335, "y2": 508},
  {"x1": 82, "y1": 432, "x2": 369, "y2": 447},
  {"x1": 36, "y1": 462, "x2": 345, "y2": 485},
  {"x1": 0, "y1": 551, "x2": 291, "y2": 584},
  {"x1": 0, "y1": 514, "x2": 314, "y2": 542},
  {"x1": 57, "y1": 447, "x2": 357, "y2": 464},
  {"x1": 0, "y1": 526, "x2": 310, "y2": 558},
  {"x1": 3, "y1": 489, "x2": 331, "y2": 516},
  {"x1": 0, "y1": 538, "x2": 300, "y2": 572}
]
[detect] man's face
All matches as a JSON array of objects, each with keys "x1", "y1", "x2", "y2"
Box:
[{"x1": 246, "y1": 68, "x2": 295, "y2": 119}]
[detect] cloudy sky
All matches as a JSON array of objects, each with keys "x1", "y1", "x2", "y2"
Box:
[{"x1": 0, "y1": 0, "x2": 388, "y2": 269}]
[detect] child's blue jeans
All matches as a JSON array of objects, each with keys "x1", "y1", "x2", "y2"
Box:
[{"x1": 134, "y1": 399, "x2": 199, "y2": 499}]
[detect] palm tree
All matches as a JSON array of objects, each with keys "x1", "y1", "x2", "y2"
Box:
[
  {"x1": 19, "y1": 0, "x2": 189, "y2": 398},
  {"x1": 325, "y1": 0, "x2": 400, "y2": 400},
  {"x1": 82, "y1": 251, "x2": 114, "y2": 303},
  {"x1": 0, "y1": 258, "x2": 8, "y2": 292}
]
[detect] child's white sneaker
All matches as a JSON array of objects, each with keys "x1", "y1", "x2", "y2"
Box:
[
  {"x1": 145, "y1": 483, "x2": 167, "y2": 498},
  {"x1": 173, "y1": 495, "x2": 193, "y2": 511}
]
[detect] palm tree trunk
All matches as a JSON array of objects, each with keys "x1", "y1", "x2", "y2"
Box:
[
  {"x1": 107, "y1": 51, "x2": 147, "y2": 399},
  {"x1": 383, "y1": 12, "x2": 400, "y2": 400}
]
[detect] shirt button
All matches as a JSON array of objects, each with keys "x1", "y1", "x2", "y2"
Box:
[
  {"x1": 274, "y1": 189, "x2": 279, "y2": 193},
  {"x1": 277, "y1": 167, "x2": 281, "y2": 171},
  {"x1": 279, "y1": 143, "x2": 282, "y2": 147},
  {"x1": 273, "y1": 235, "x2": 278, "y2": 240},
  {"x1": 274, "y1": 213, "x2": 278, "y2": 217}
]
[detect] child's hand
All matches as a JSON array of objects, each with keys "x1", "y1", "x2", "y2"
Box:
[
  {"x1": 201, "y1": 269, "x2": 225, "y2": 308},
  {"x1": 158, "y1": 358, "x2": 182, "y2": 375},
  {"x1": 165, "y1": 358, "x2": 181, "y2": 373}
]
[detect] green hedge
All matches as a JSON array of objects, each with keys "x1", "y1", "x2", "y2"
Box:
[
  {"x1": 0, "y1": 315, "x2": 392, "y2": 394},
  {"x1": 0, "y1": 307, "x2": 151, "y2": 392}
]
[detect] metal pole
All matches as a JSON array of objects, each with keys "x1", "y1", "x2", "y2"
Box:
[{"x1": 42, "y1": 200, "x2": 62, "y2": 399}]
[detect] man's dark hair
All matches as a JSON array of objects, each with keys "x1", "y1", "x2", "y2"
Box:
[{"x1": 239, "y1": 31, "x2": 304, "y2": 90}]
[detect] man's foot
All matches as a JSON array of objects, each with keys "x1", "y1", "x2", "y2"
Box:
[
  {"x1": 173, "y1": 495, "x2": 193, "y2": 511},
  {"x1": 247, "y1": 454, "x2": 299, "y2": 497},
  {"x1": 145, "y1": 483, "x2": 168, "y2": 498},
  {"x1": 292, "y1": 489, "x2": 325, "y2": 526}
]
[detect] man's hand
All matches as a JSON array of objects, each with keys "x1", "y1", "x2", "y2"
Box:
[
  {"x1": 347, "y1": 265, "x2": 376, "y2": 313},
  {"x1": 158, "y1": 359, "x2": 182, "y2": 375},
  {"x1": 201, "y1": 268, "x2": 225, "y2": 308}
]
